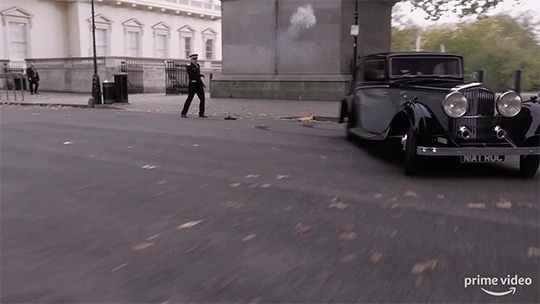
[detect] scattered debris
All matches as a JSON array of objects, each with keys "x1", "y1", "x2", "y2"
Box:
[
  {"x1": 370, "y1": 252, "x2": 384, "y2": 264},
  {"x1": 341, "y1": 254, "x2": 356, "y2": 263},
  {"x1": 315, "y1": 270, "x2": 332, "y2": 283},
  {"x1": 297, "y1": 114, "x2": 314, "y2": 122},
  {"x1": 146, "y1": 234, "x2": 160, "y2": 241},
  {"x1": 133, "y1": 242, "x2": 153, "y2": 251},
  {"x1": 339, "y1": 232, "x2": 358, "y2": 241},
  {"x1": 283, "y1": 205, "x2": 293, "y2": 211},
  {"x1": 111, "y1": 263, "x2": 128, "y2": 272},
  {"x1": 242, "y1": 234, "x2": 257, "y2": 241},
  {"x1": 224, "y1": 115, "x2": 237, "y2": 120},
  {"x1": 63, "y1": 141, "x2": 73, "y2": 145},
  {"x1": 467, "y1": 203, "x2": 486, "y2": 209},
  {"x1": 436, "y1": 194, "x2": 445, "y2": 200},
  {"x1": 295, "y1": 223, "x2": 313, "y2": 234},
  {"x1": 192, "y1": 144, "x2": 199, "y2": 147},
  {"x1": 319, "y1": 155, "x2": 328, "y2": 159},
  {"x1": 141, "y1": 165, "x2": 157, "y2": 169},
  {"x1": 223, "y1": 201, "x2": 243, "y2": 209},
  {"x1": 245, "y1": 174, "x2": 259, "y2": 178},
  {"x1": 411, "y1": 259, "x2": 438, "y2": 274},
  {"x1": 403, "y1": 191, "x2": 418, "y2": 198},
  {"x1": 528, "y1": 247, "x2": 540, "y2": 258},
  {"x1": 328, "y1": 199, "x2": 349, "y2": 210},
  {"x1": 260, "y1": 184, "x2": 271, "y2": 188},
  {"x1": 276, "y1": 175, "x2": 290, "y2": 180},
  {"x1": 229, "y1": 183, "x2": 241, "y2": 188},
  {"x1": 127, "y1": 146, "x2": 133, "y2": 149},
  {"x1": 156, "y1": 181, "x2": 167, "y2": 185},
  {"x1": 176, "y1": 220, "x2": 204, "y2": 229},
  {"x1": 374, "y1": 193, "x2": 383, "y2": 199},
  {"x1": 185, "y1": 246, "x2": 198, "y2": 254},
  {"x1": 496, "y1": 198, "x2": 513, "y2": 209}
]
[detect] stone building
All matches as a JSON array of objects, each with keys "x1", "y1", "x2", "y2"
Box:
[
  {"x1": 0, "y1": 0, "x2": 222, "y2": 93},
  {"x1": 211, "y1": 0, "x2": 398, "y2": 100}
]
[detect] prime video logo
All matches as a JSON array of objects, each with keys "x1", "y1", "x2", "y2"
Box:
[{"x1": 464, "y1": 275, "x2": 533, "y2": 296}]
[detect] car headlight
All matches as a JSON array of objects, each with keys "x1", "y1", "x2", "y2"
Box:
[
  {"x1": 442, "y1": 92, "x2": 468, "y2": 118},
  {"x1": 496, "y1": 91, "x2": 521, "y2": 117}
]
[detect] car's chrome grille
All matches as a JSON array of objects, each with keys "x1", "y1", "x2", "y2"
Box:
[
  {"x1": 450, "y1": 117, "x2": 503, "y2": 143},
  {"x1": 462, "y1": 89, "x2": 495, "y2": 116}
]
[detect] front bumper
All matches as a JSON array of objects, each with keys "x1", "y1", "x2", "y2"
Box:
[{"x1": 416, "y1": 146, "x2": 540, "y2": 156}]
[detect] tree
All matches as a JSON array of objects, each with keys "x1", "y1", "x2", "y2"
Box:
[
  {"x1": 407, "y1": 0, "x2": 515, "y2": 20},
  {"x1": 392, "y1": 14, "x2": 540, "y2": 91}
]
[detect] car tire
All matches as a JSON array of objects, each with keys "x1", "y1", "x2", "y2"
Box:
[
  {"x1": 519, "y1": 155, "x2": 539, "y2": 178},
  {"x1": 404, "y1": 126, "x2": 419, "y2": 175}
]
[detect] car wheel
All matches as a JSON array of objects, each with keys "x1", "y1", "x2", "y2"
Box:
[
  {"x1": 404, "y1": 126, "x2": 419, "y2": 175},
  {"x1": 519, "y1": 155, "x2": 539, "y2": 178}
]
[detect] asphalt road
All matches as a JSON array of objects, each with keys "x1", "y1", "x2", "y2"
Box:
[{"x1": 1, "y1": 106, "x2": 538, "y2": 303}]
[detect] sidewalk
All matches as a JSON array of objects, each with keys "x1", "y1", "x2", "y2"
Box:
[{"x1": 0, "y1": 91, "x2": 341, "y2": 121}]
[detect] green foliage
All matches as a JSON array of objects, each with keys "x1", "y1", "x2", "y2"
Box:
[
  {"x1": 392, "y1": 15, "x2": 540, "y2": 91},
  {"x1": 408, "y1": 0, "x2": 509, "y2": 20}
]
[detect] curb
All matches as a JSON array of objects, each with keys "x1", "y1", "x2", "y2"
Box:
[{"x1": 0, "y1": 101, "x2": 124, "y2": 110}]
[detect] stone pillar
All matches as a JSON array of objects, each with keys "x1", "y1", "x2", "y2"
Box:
[{"x1": 211, "y1": 0, "x2": 398, "y2": 101}]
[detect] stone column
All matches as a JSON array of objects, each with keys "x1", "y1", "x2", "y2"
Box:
[{"x1": 211, "y1": 0, "x2": 398, "y2": 101}]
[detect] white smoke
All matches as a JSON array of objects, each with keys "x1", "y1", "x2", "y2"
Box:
[{"x1": 286, "y1": 4, "x2": 317, "y2": 39}]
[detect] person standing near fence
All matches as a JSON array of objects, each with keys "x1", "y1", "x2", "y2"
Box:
[
  {"x1": 181, "y1": 54, "x2": 207, "y2": 118},
  {"x1": 26, "y1": 63, "x2": 40, "y2": 95}
]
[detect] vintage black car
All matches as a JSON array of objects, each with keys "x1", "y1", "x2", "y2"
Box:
[{"x1": 339, "y1": 52, "x2": 540, "y2": 177}]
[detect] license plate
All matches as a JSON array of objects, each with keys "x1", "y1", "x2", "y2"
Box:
[{"x1": 460, "y1": 155, "x2": 505, "y2": 163}]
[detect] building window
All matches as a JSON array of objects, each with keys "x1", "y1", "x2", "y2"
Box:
[
  {"x1": 201, "y1": 28, "x2": 217, "y2": 60},
  {"x1": 127, "y1": 31, "x2": 140, "y2": 56},
  {"x1": 9, "y1": 21, "x2": 27, "y2": 59},
  {"x1": 183, "y1": 37, "x2": 191, "y2": 59},
  {"x1": 1, "y1": 6, "x2": 33, "y2": 60},
  {"x1": 178, "y1": 25, "x2": 195, "y2": 59},
  {"x1": 95, "y1": 28, "x2": 108, "y2": 56},
  {"x1": 155, "y1": 33, "x2": 167, "y2": 57},
  {"x1": 205, "y1": 39, "x2": 213, "y2": 60},
  {"x1": 122, "y1": 18, "x2": 144, "y2": 57},
  {"x1": 152, "y1": 22, "x2": 170, "y2": 58},
  {"x1": 88, "y1": 14, "x2": 112, "y2": 56}
]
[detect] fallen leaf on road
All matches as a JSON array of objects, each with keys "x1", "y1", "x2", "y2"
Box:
[
  {"x1": 496, "y1": 198, "x2": 513, "y2": 209},
  {"x1": 370, "y1": 252, "x2": 384, "y2": 264},
  {"x1": 260, "y1": 184, "x2": 271, "y2": 188},
  {"x1": 176, "y1": 220, "x2": 204, "y2": 229},
  {"x1": 339, "y1": 232, "x2": 357, "y2": 241},
  {"x1": 411, "y1": 259, "x2": 438, "y2": 274},
  {"x1": 63, "y1": 141, "x2": 73, "y2": 145},
  {"x1": 146, "y1": 234, "x2": 160, "y2": 241},
  {"x1": 249, "y1": 297, "x2": 263, "y2": 304},
  {"x1": 127, "y1": 146, "x2": 133, "y2": 149},
  {"x1": 283, "y1": 205, "x2": 293, "y2": 211},
  {"x1": 341, "y1": 254, "x2": 356, "y2": 263},
  {"x1": 467, "y1": 203, "x2": 486, "y2": 209},
  {"x1": 276, "y1": 175, "x2": 290, "y2": 180},
  {"x1": 436, "y1": 194, "x2": 445, "y2": 200},
  {"x1": 297, "y1": 114, "x2": 314, "y2": 122},
  {"x1": 319, "y1": 155, "x2": 328, "y2": 159},
  {"x1": 133, "y1": 242, "x2": 153, "y2": 251},
  {"x1": 111, "y1": 263, "x2": 127, "y2": 272},
  {"x1": 141, "y1": 165, "x2": 157, "y2": 169},
  {"x1": 390, "y1": 203, "x2": 400, "y2": 209},
  {"x1": 229, "y1": 183, "x2": 241, "y2": 188},
  {"x1": 192, "y1": 144, "x2": 199, "y2": 147},
  {"x1": 328, "y1": 201, "x2": 349, "y2": 210},
  {"x1": 223, "y1": 201, "x2": 243, "y2": 209},
  {"x1": 528, "y1": 247, "x2": 540, "y2": 257},
  {"x1": 156, "y1": 181, "x2": 167, "y2": 185},
  {"x1": 295, "y1": 223, "x2": 313, "y2": 234},
  {"x1": 242, "y1": 234, "x2": 257, "y2": 241},
  {"x1": 374, "y1": 193, "x2": 383, "y2": 199},
  {"x1": 315, "y1": 270, "x2": 332, "y2": 283},
  {"x1": 245, "y1": 174, "x2": 259, "y2": 178},
  {"x1": 403, "y1": 191, "x2": 418, "y2": 198}
]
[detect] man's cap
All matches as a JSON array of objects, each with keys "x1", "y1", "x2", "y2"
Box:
[{"x1": 189, "y1": 54, "x2": 198, "y2": 59}]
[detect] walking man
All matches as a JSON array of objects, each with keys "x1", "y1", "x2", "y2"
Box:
[
  {"x1": 181, "y1": 54, "x2": 206, "y2": 118},
  {"x1": 26, "y1": 63, "x2": 40, "y2": 95}
]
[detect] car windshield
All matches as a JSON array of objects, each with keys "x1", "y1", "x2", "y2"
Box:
[{"x1": 390, "y1": 56, "x2": 462, "y2": 78}]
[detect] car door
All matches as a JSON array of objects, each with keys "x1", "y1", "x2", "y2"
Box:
[{"x1": 358, "y1": 59, "x2": 395, "y2": 135}]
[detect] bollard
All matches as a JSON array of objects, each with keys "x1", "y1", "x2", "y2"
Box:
[
  {"x1": 477, "y1": 69, "x2": 485, "y2": 83},
  {"x1": 514, "y1": 69, "x2": 522, "y2": 96}
]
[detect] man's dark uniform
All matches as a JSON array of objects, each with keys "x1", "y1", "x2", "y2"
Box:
[{"x1": 181, "y1": 54, "x2": 206, "y2": 117}]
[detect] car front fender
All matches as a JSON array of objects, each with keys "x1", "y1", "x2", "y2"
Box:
[
  {"x1": 402, "y1": 101, "x2": 445, "y2": 139},
  {"x1": 509, "y1": 100, "x2": 540, "y2": 146}
]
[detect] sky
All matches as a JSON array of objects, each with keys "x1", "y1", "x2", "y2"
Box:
[{"x1": 393, "y1": 0, "x2": 540, "y2": 27}]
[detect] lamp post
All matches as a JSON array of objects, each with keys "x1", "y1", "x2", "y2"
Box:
[
  {"x1": 89, "y1": 0, "x2": 101, "y2": 105},
  {"x1": 351, "y1": 0, "x2": 359, "y2": 84}
]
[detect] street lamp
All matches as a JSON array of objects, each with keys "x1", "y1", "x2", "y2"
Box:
[
  {"x1": 89, "y1": 0, "x2": 102, "y2": 106},
  {"x1": 351, "y1": 0, "x2": 359, "y2": 84}
]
